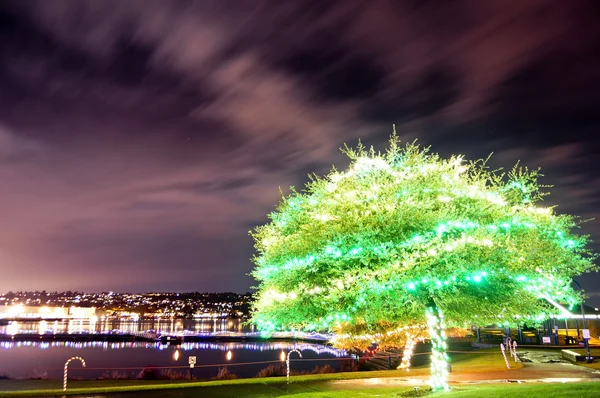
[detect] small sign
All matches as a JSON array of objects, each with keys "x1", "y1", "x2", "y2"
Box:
[
  {"x1": 542, "y1": 336, "x2": 551, "y2": 344},
  {"x1": 188, "y1": 356, "x2": 196, "y2": 368},
  {"x1": 582, "y1": 329, "x2": 591, "y2": 339}
]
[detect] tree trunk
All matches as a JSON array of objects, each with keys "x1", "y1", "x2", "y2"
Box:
[
  {"x1": 399, "y1": 334, "x2": 416, "y2": 370},
  {"x1": 426, "y1": 303, "x2": 449, "y2": 391}
]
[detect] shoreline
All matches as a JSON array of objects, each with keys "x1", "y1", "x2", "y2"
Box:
[{"x1": 0, "y1": 333, "x2": 330, "y2": 345}]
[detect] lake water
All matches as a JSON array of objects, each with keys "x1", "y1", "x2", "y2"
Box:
[
  {"x1": 0, "y1": 318, "x2": 252, "y2": 335},
  {"x1": 0, "y1": 320, "x2": 350, "y2": 380}
]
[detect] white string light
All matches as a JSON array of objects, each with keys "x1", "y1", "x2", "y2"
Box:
[
  {"x1": 399, "y1": 335, "x2": 417, "y2": 371},
  {"x1": 426, "y1": 307, "x2": 449, "y2": 391}
]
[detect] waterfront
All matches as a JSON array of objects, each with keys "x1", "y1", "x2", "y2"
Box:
[
  {"x1": 0, "y1": 319, "x2": 349, "y2": 380},
  {"x1": 0, "y1": 340, "x2": 349, "y2": 380},
  {"x1": 0, "y1": 318, "x2": 251, "y2": 336}
]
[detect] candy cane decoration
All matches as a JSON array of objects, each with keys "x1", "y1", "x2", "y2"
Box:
[
  {"x1": 506, "y1": 337, "x2": 514, "y2": 358},
  {"x1": 286, "y1": 349, "x2": 302, "y2": 384},
  {"x1": 500, "y1": 343, "x2": 510, "y2": 369},
  {"x1": 505, "y1": 337, "x2": 519, "y2": 362},
  {"x1": 64, "y1": 356, "x2": 86, "y2": 391}
]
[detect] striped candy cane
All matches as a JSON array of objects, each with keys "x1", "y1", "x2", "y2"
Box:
[
  {"x1": 64, "y1": 356, "x2": 86, "y2": 391},
  {"x1": 500, "y1": 343, "x2": 510, "y2": 369},
  {"x1": 512, "y1": 341, "x2": 519, "y2": 362},
  {"x1": 286, "y1": 349, "x2": 303, "y2": 384}
]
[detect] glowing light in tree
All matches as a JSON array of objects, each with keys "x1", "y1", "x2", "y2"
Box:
[
  {"x1": 398, "y1": 336, "x2": 417, "y2": 371},
  {"x1": 427, "y1": 306, "x2": 449, "y2": 390},
  {"x1": 250, "y1": 133, "x2": 598, "y2": 390}
]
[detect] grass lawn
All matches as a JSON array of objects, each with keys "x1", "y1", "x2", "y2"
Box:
[
  {"x1": 570, "y1": 348, "x2": 600, "y2": 370},
  {"x1": 288, "y1": 383, "x2": 600, "y2": 398},
  {"x1": 446, "y1": 348, "x2": 522, "y2": 373},
  {"x1": 1, "y1": 379, "x2": 600, "y2": 397}
]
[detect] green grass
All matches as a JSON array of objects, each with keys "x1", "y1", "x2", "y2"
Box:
[
  {"x1": 446, "y1": 348, "x2": 522, "y2": 373},
  {"x1": 569, "y1": 348, "x2": 600, "y2": 370},
  {"x1": 2, "y1": 379, "x2": 600, "y2": 398},
  {"x1": 2, "y1": 372, "x2": 395, "y2": 395},
  {"x1": 288, "y1": 383, "x2": 600, "y2": 398}
]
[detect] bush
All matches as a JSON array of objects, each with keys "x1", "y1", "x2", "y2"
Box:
[
  {"x1": 98, "y1": 371, "x2": 132, "y2": 380},
  {"x1": 311, "y1": 364, "x2": 336, "y2": 374},
  {"x1": 159, "y1": 368, "x2": 188, "y2": 380},
  {"x1": 256, "y1": 364, "x2": 284, "y2": 378},
  {"x1": 0, "y1": 373, "x2": 10, "y2": 380},
  {"x1": 340, "y1": 359, "x2": 359, "y2": 372},
  {"x1": 289, "y1": 369, "x2": 309, "y2": 376},
  {"x1": 137, "y1": 367, "x2": 160, "y2": 380},
  {"x1": 212, "y1": 367, "x2": 238, "y2": 380},
  {"x1": 25, "y1": 367, "x2": 48, "y2": 380}
]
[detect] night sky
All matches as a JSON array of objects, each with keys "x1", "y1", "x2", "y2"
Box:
[{"x1": 1, "y1": 1, "x2": 599, "y2": 304}]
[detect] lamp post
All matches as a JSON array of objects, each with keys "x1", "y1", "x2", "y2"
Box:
[{"x1": 572, "y1": 279, "x2": 592, "y2": 363}]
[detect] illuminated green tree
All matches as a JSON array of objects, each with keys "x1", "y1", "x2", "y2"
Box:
[{"x1": 250, "y1": 134, "x2": 597, "y2": 389}]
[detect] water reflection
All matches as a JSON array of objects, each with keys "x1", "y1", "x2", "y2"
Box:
[
  {"x1": 0, "y1": 339, "x2": 349, "y2": 379},
  {"x1": 0, "y1": 340, "x2": 346, "y2": 356},
  {"x1": 0, "y1": 318, "x2": 249, "y2": 335}
]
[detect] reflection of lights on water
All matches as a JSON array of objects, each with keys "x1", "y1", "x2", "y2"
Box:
[
  {"x1": 0, "y1": 340, "x2": 348, "y2": 357},
  {"x1": 39, "y1": 320, "x2": 48, "y2": 335},
  {"x1": 228, "y1": 321, "x2": 233, "y2": 328},
  {"x1": 173, "y1": 350, "x2": 180, "y2": 361},
  {"x1": 280, "y1": 351, "x2": 286, "y2": 362},
  {"x1": 7, "y1": 321, "x2": 19, "y2": 335},
  {"x1": 226, "y1": 350, "x2": 233, "y2": 361}
]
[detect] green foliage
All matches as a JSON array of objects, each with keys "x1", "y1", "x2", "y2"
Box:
[{"x1": 250, "y1": 135, "x2": 597, "y2": 342}]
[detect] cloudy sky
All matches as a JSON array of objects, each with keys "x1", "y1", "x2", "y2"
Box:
[{"x1": 0, "y1": 0, "x2": 599, "y2": 303}]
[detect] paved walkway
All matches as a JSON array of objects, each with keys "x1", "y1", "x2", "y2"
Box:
[{"x1": 330, "y1": 361, "x2": 600, "y2": 390}]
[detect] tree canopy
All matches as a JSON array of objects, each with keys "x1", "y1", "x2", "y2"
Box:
[{"x1": 250, "y1": 135, "x2": 597, "y2": 348}]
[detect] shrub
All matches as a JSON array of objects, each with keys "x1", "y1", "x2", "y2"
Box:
[
  {"x1": 212, "y1": 367, "x2": 238, "y2": 380},
  {"x1": 98, "y1": 371, "x2": 132, "y2": 380},
  {"x1": 289, "y1": 369, "x2": 309, "y2": 376},
  {"x1": 0, "y1": 373, "x2": 10, "y2": 380},
  {"x1": 311, "y1": 364, "x2": 336, "y2": 374},
  {"x1": 340, "y1": 359, "x2": 359, "y2": 372},
  {"x1": 137, "y1": 366, "x2": 160, "y2": 380},
  {"x1": 159, "y1": 368, "x2": 188, "y2": 380},
  {"x1": 256, "y1": 364, "x2": 284, "y2": 378},
  {"x1": 25, "y1": 367, "x2": 48, "y2": 380}
]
